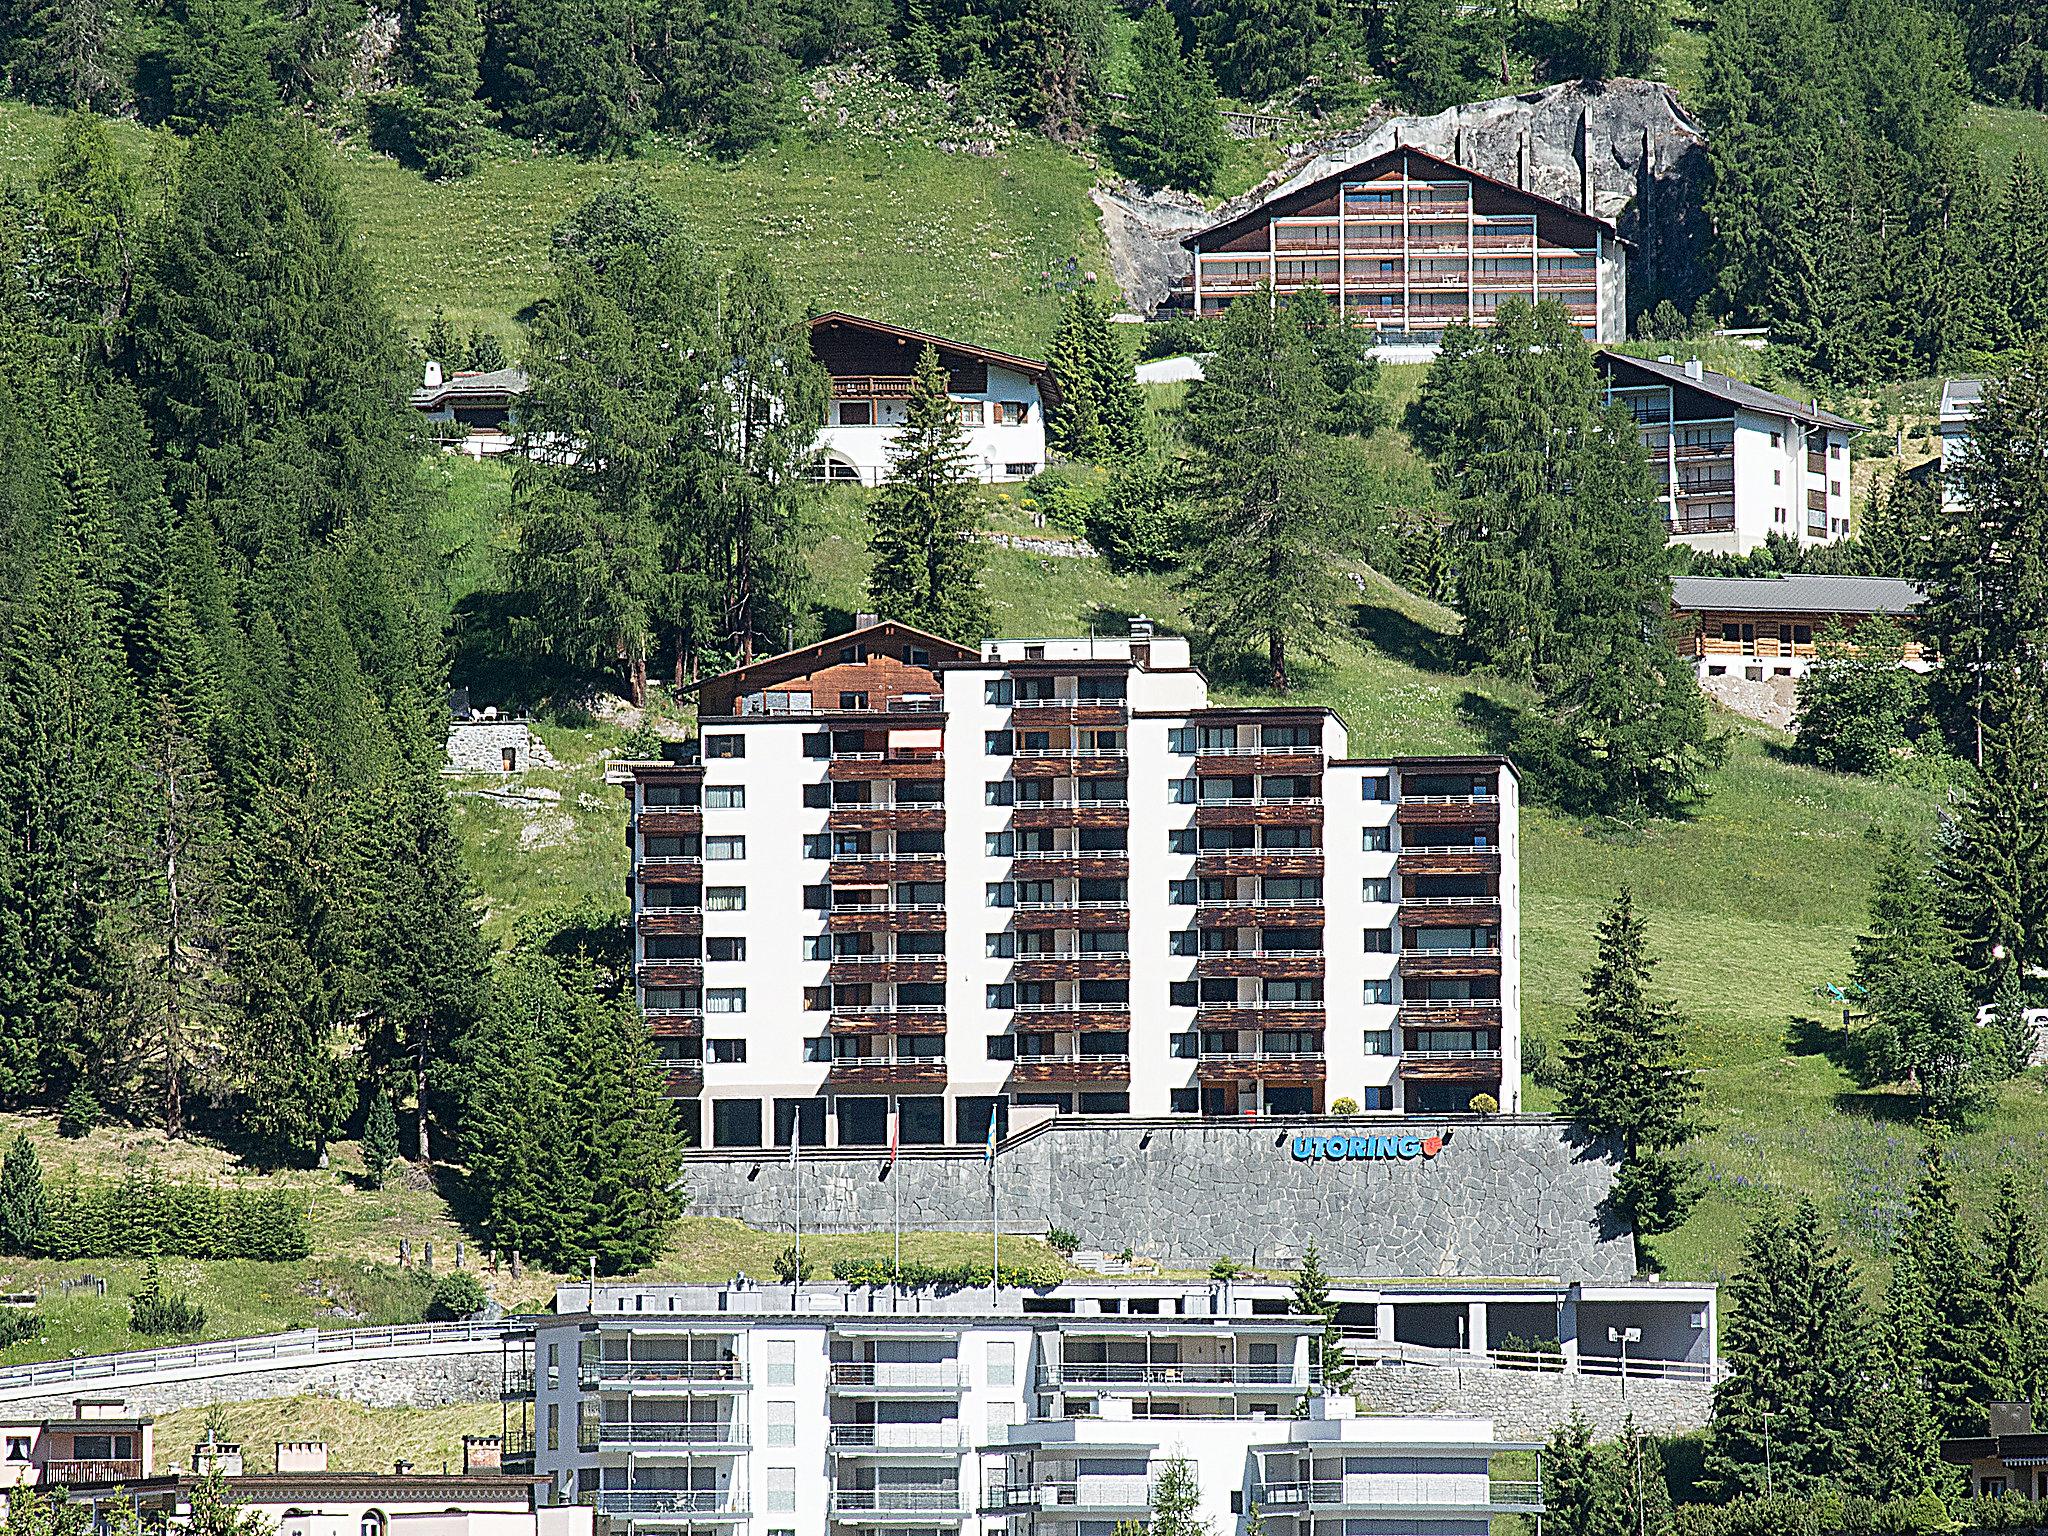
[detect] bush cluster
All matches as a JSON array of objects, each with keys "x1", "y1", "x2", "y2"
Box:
[
  {"x1": 40, "y1": 1174, "x2": 310, "y2": 1262},
  {"x1": 830, "y1": 1254, "x2": 1065, "y2": 1288},
  {"x1": 129, "y1": 1263, "x2": 206, "y2": 1337},
  {"x1": 425, "y1": 1273, "x2": 489, "y2": 1321},
  {"x1": 0, "y1": 1309, "x2": 45, "y2": 1350},
  {"x1": 1670, "y1": 1490, "x2": 2027, "y2": 1535}
]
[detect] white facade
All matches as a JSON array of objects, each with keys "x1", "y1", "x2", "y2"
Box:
[
  {"x1": 1599, "y1": 353, "x2": 1858, "y2": 556},
  {"x1": 527, "y1": 1281, "x2": 1538, "y2": 1536},
  {"x1": 1940, "y1": 377, "x2": 1982, "y2": 511},
  {"x1": 816, "y1": 361, "x2": 1047, "y2": 487},
  {"x1": 616, "y1": 623, "x2": 1521, "y2": 1152}
]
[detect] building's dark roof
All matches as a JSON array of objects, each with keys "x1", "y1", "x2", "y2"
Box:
[
  {"x1": 1181, "y1": 144, "x2": 1621, "y2": 251},
  {"x1": 1942, "y1": 1433, "x2": 2048, "y2": 1466},
  {"x1": 1941, "y1": 377, "x2": 1985, "y2": 420},
  {"x1": 1670, "y1": 574, "x2": 1924, "y2": 616},
  {"x1": 410, "y1": 367, "x2": 529, "y2": 410},
  {"x1": 808, "y1": 313, "x2": 1050, "y2": 380},
  {"x1": 1597, "y1": 352, "x2": 1863, "y2": 432}
]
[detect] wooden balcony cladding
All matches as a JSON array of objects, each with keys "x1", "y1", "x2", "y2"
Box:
[
  {"x1": 1395, "y1": 799, "x2": 1503, "y2": 828},
  {"x1": 826, "y1": 756, "x2": 946, "y2": 782},
  {"x1": 832, "y1": 374, "x2": 918, "y2": 400},
  {"x1": 1192, "y1": 753, "x2": 1325, "y2": 777},
  {"x1": 637, "y1": 910, "x2": 704, "y2": 937},
  {"x1": 827, "y1": 908, "x2": 947, "y2": 933},
  {"x1": 826, "y1": 1060, "x2": 949, "y2": 1088},
  {"x1": 825, "y1": 960, "x2": 946, "y2": 985},
  {"x1": 1194, "y1": 952, "x2": 1326, "y2": 981},
  {"x1": 829, "y1": 858, "x2": 947, "y2": 885},
  {"x1": 1398, "y1": 950, "x2": 1503, "y2": 980},
  {"x1": 1011, "y1": 753, "x2": 1130, "y2": 778},
  {"x1": 828, "y1": 1011, "x2": 947, "y2": 1034},
  {"x1": 1191, "y1": 853, "x2": 1323, "y2": 880},
  {"x1": 1008, "y1": 853, "x2": 1131, "y2": 880},
  {"x1": 1194, "y1": 1056, "x2": 1327, "y2": 1086},
  {"x1": 1395, "y1": 848, "x2": 1501, "y2": 877},
  {"x1": 1398, "y1": 1002, "x2": 1503, "y2": 1028},
  {"x1": 1010, "y1": 804, "x2": 1130, "y2": 831},
  {"x1": 1192, "y1": 802, "x2": 1324, "y2": 828},
  {"x1": 1397, "y1": 1054, "x2": 1504, "y2": 1083},
  {"x1": 1193, "y1": 1006, "x2": 1326, "y2": 1031},
  {"x1": 636, "y1": 961, "x2": 704, "y2": 988},
  {"x1": 1011, "y1": 905, "x2": 1133, "y2": 932},
  {"x1": 643, "y1": 1014, "x2": 705, "y2": 1038},
  {"x1": 1009, "y1": 955, "x2": 1131, "y2": 983},
  {"x1": 662, "y1": 1064, "x2": 705, "y2": 1091},
  {"x1": 636, "y1": 809, "x2": 703, "y2": 836},
  {"x1": 1008, "y1": 1056, "x2": 1132, "y2": 1085},
  {"x1": 829, "y1": 807, "x2": 946, "y2": 833},
  {"x1": 1008, "y1": 703, "x2": 1130, "y2": 728},
  {"x1": 1007, "y1": 1008, "x2": 1133, "y2": 1031},
  {"x1": 1399, "y1": 898, "x2": 1502, "y2": 926},
  {"x1": 1194, "y1": 903, "x2": 1325, "y2": 929}
]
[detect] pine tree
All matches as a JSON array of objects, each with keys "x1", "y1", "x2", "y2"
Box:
[
  {"x1": 1178, "y1": 287, "x2": 1352, "y2": 693},
  {"x1": 1146, "y1": 1454, "x2": 1207, "y2": 1536},
  {"x1": 361, "y1": 1091, "x2": 400, "y2": 1190},
  {"x1": 1792, "y1": 615, "x2": 1921, "y2": 776},
  {"x1": 1046, "y1": 290, "x2": 1140, "y2": 463},
  {"x1": 866, "y1": 345, "x2": 988, "y2": 643},
  {"x1": 1847, "y1": 1249, "x2": 1952, "y2": 1499},
  {"x1": 0, "y1": 1134, "x2": 48, "y2": 1256},
  {"x1": 1901, "y1": 1144, "x2": 2000, "y2": 1433},
  {"x1": 1289, "y1": 1240, "x2": 1351, "y2": 1393},
  {"x1": 1983, "y1": 1168, "x2": 2044, "y2": 1402},
  {"x1": 1555, "y1": 888, "x2": 1705, "y2": 1236},
  {"x1": 1117, "y1": 3, "x2": 1224, "y2": 195},
  {"x1": 1705, "y1": 1199, "x2": 1867, "y2": 1497}
]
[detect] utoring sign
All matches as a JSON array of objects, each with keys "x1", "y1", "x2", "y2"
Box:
[{"x1": 1292, "y1": 1132, "x2": 1445, "y2": 1163}]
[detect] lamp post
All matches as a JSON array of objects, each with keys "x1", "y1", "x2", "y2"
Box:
[{"x1": 1609, "y1": 1325, "x2": 1642, "y2": 1403}]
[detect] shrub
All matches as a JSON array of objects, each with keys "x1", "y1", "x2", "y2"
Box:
[
  {"x1": 42, "y1": 1172, "x2": 310, "y2": 1261},
  {"x1": 1468, "y1": 1093, "x2": 1500, "y2": 1114},
  {"x1": 1329, "y1": 1096, "x2": 1359, "y2": 1114},
  {"x1": 1024, "y1": 467, "x2": 1105, "y2": 535},
  {"x1": 1044, "y1": 1227, "x2": 1080, "y2": 1257},
  {"x1": 774, "y1": 1242, "x2": 813, "y2": 1283},
  {"x1": 59, "y1": 1082, "x2": 100, "y2": 1139},
  {"x1": 830, "y1": 1254, "x2": 1065, "y2": 1288},
  {"x1": 130, "y1": 1263, "x2": 206, "y2": 1337},
  {"x1": 1137, "y1": 314, "x2": 1215, "y2": 360},
  {"x1": 426, "y1": 1273, "x2": 489, "y2": 1321},
  {"x1": 1208, "y1": 1255, "x2": 1242, "y2": 1280},
  {"x1": 0, "y1": 1309, "x2": 45, "y2": 1350},
  {"x1": 1494, "y1": 1331, "x2": 1564, "y2": 1370},
  {"x1": 1085, "y1": 462, "x2": 1185, "y2": 571}
]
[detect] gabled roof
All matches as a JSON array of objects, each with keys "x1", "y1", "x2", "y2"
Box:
[
  {"x1": 693, "y1": 619, "x2": 980, "y2": 712},
  {"x1": 410, "y1": 366, "x2": 529, "y2": 409},
  {"x1": 808, "y1": 313, "x2": 1050, "y2": 380},
  {"x1": 1182, "y1": 143, "x2": 1621, "y2": 251},
  {"x1": 1670, "y1": 574, "x2": 1923, "y2": 616},
  {"x1": 1597, "y1": 352, "x2": 1863, "y2": 433}
]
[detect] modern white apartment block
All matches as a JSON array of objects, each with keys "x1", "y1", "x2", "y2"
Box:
[
  {"x1": 1178, "y1": 145, "x2": 1627, "y2": 350},
  {"x1": 524, "y1": 1280, "x2": 1542, "y2": 1536},
  {"x1": 1596, "y1": 351, "x2": 1861, "y2": 554},
  {"x1": 610, "y1": 619, "x2": 1521, "y2": 1152},
  {"x1": 810, "y1": 315, "x2": 1049, "y2": 486},
  {"x1": 1940, "y1": 377, "x2": 1982, "y2": 511}
]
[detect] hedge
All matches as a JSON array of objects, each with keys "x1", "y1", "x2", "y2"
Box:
[
  {"x1": 830, "y1": 1255, "x2": 1065, "y2": 1288},
  {"x1": 40, "y1": 1173, "x2": 309, "y2": 1261}
]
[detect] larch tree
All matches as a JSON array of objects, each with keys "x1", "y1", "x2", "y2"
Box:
[
  {"x1": 866, "y1": 345, "x2": 987, "y2": 643},
  {"x1": 1178, "y1": 287, "x2": 1352, "y2": 693}
]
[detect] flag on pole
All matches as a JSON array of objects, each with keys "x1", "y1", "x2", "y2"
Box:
[
  {"x1": 890, "y1": 1109, "x2": 900, "y2": 1164},
  {"x1": 984, "y1": 1112, "x2": 997, "y2": 1164}
]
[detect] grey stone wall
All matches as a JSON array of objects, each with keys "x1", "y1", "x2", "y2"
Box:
[
  {"x1": 3, "y1": 1350, "x2": 504, "y2": 1421},
  {"x1": 687, "y1": 1116, "x2": 1635, "y2": 1282},
  {"x1": 445, "y1": 721, "x2": 551, "y2": 775},
  {"x1": 1357, "y1": 1360, "x2": 1710, "y2": 1438}
]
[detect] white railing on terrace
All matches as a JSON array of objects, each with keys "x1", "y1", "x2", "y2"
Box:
[
  {"x1": 1015, "y1": 900, "x2": 1130, "y2": 912},
  {"x1": 585, "y1": 1360, "x2": 745, "y2": 1384},
  {"x1": 1015, "y1": 798, "x2": 1130, "y2": 810},
  {"x1": 1014, "y1": 747, "x2": 1129, "y2": 759},
  {"x1": 1195, "y1": 797, "x2": 1323, "y2": 807},
  {"x1": 1400, "y1": 894, "x2": 1498, "y2": 907},
  {"x1": 1402, "y1": 1049, "x2": 1503, "y2": 1062},
  {"x1": 1013, "y1": 849, "x2": 1129, "y2": 862},
  {"x1": 827, "y1": 1423, "x2": 966, "y2": 1451},
  {"x1": 596, "y1": 1422, "x2": 748, "y2": 1447},
  {"x1": 1252, "y1": 1479, "x2": 1541, "y2": 1510},
  {"x1": 828, "y1": 1488, "x2": 966, "y2": 1514},
  {"x1": 591, "y1": 1492, "x2": 748, "y2": 1517},
  {"x1": 0, "y1": 1321, "x2": 512, "y2": 1399},
  {"x1": 832, "y1": 851, "x2": 944, "y2": 863},
  {"x1": 1337, "y1": 1334, "x2": 1723, "y2": 1385},
  {"x1": 1014, "y1": 1001, "x2": 1130, "y2": 1014},
  {"x1": 639, "y1": 854, "x2": 703, "y2": 867},
  {"x1": 1197, "y1": 949, "x2": 1323, "y2": 960},
  {"x1": 1194, "y1": 847, "x2": 1324, "y2": 859},
  {"x1": 836, "y1": 1003, "x2": 946, "y2": 1016},
  {"x1": 1197, "y1": 897, "x2": 1322, "y2": 909},
  {"x1": 1010, "y1": 1052, "x2": 1132, "y2": 1066},
  {"x1": 1049, "y1": 1361, "x2": 1304, "y2": 1386},
  {"x1": 829, "y1": 1361, "x2": 963, "y2": 1389},
  {"x1": 1401, "y1": 946, "x2": 1501, "y2": 958},
  {"x1": 1398, "y1": 845, "x2": 1498, "y2": 858},
  {"x1": 829, "y1": 902, "x2": 947, "y2": 915},
  {"x1": 1398, "y1": 793, "x2": 1498, "y2": 805},
  {"x1": 1197, "y1": 1050, "x2": 1325, "y2": 1063}
]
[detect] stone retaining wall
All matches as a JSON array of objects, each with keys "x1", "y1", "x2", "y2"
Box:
[
  {"x1": 687, "y1": 1115, "x2": 1635, "y2": 1282},
  {"x1": 4, "y1": 1349, "x2": 504, "y2": 1421},
  {"x1": 1357, "y1": 1360, "x2": 1710, "y2": 1438}
]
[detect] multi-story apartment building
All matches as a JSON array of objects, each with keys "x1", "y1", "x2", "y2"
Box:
[
  {"x1": 526, "y1": 1281, "x2": 1541, "y2": 1536},
  {"x1": 1596, "y1": 352, "x2": 1861, "y2": 554},
  {"x1": 811, "y1": 315, "x2": 1050, "y2": 486},
  {"x1": 1940, "y1": 376, "x2": 1982, "y2": 511},
  {"x1": 1177, "y1": 145, "x2": 1627, "y2": 348},
  {"x1": 612, "y1": 619, "x2": 1521, "y2": 1151}
]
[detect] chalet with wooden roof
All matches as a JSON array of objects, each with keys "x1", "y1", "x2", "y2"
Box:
[
  {"x1": 1178, "y1": 145, "x2": 1627, "y2": 351},
  {"x1": 809, "y1": 313, "x2": 1053, "y2": 487},
  {"x1": 1670, "y1": 574, "x2": 1927, "y2": 681}
]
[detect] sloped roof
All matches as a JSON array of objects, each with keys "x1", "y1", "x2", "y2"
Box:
[
  {"x1": 1598, "y1": 352, "x2": 1863, "y2": 432},
  {"x1": 1182, "y1": 143, "x2": 1621, "y2": 251},
  {"x1": 1940, "y1": 377, "x2": 1984, "y2": 421},
  {"x1": 410, "y1": 366, "x2": 529, "y2": 408},
  {"x1": 809, "y1": 313, "x2": 1050, "y2": 379},
  {"x1": 1670, "y1": 574, "x2": 1923, "y2": 616}
]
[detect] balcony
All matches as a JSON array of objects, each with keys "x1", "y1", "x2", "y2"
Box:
[
  {"x1": 1013, "y1": 903, "x2": 1132, "y2": 932},
  {"x1": 636, "y1": 961, "x2": 703, "y2": 988},
  {"x1": 826, "y1": 1057, "x2": 948, "y2": 1088},
  {"x1": 1398, "y1": 948, "x2": 1503, "y2": 980},
  {"x1": 827, "y1": 1488, "x2": 968, "y2": 1519},
  {"x1": 1047, "y1": 1361, "x2": 1304, "y2": 1388},
  {"x1": 1677, "y1": 478, "x2": 1737, "y2": 499},
  {"x1": 638, "y1": 852, "x2": 703, "y2": 872},
  {"x1": 1009, "y1": 699, "x2": 1129, "y2": 727},
  {"x1": 583, "y1": 1359, "x2": 747, "y2": 1388},
  {"x1": 634, "y1": 809, "x2": 703, "y2": 837},
  {"x1": 660, "y1": 1063, "x2": 703, "y2": 1092},
  {"x1": 1010, "y1": 800, "x2": 1130, "y2": 831},
  {"x1": 1668, "y1": 511, "x2": 1737, "y2": 535},
  {"x1": 826, "y1": 958, "x2": 946, "y2": 985},
  {"x1": 592, "y1": 1492, "x2": 750, "y2": 1523},
  {"x1": 827, "y1": 1424, "x2": 967, "y2": 1454},
  {"x1": 1251, "y1": 1479, "x2": 1541, "y2": 1514},
  {"x1": 828, "y1": 805, "x2": 946, "y2": 833},
  {"x1": 988, "y1": 1479, "x2": 1154, "y2": 1515},
  {"x1": 42, "y1": 1460, "x2": 144, "y2": 1485},
  {"x1": 1398, "y1": 1001, "x2": 1503, "y2": 1028},
  {"x1": 1191, "y1": 745, "x2": 1325, "y2": 776},
  {"x1": 1191, "y1": 799, "x2": 1323, "y2": 828},
  {"x1": 833, "y1": 374, "x2": 918, "y2": 399},
  {"x1": 594, "y1": 1421, "x2": 749, "y2": 1451},
  {"x1": 1007, "y1": 1052, "x2": 1132, "y2": 1085},
  {"x1": 827, "y1": 903, "x2": 947, "y2": 934},
  {"x1": 1395, "y1": 845, "x2": 1500, "y2": 878},
  {"x1": 827, "y1": 752, "x2": 945, "y2": 782},
  {"x1": 636, "y1": 909, "x2": 704, "y2": 937},
  {"x1": 829, "y1": 854, "x2": 946, "y2": 884},
  {"x1": 1012, "y1": 748, "x2": 1129, "y2": 778},
  {"x1": 1193, "y1": 1049, "x2": 1327, "y2": 1085},
  {"x1": 1195, "y1": 950, "x2": 1325, "y2": 981},
  {"x1": 1009, "y1": 954, "x2": 1130, "y2": 983},
  {"x1": 1191, "y1": 850, "x2": 1324, "y2": 880},
  {"x1": 1395, "y1": 794, "x2": 1500, "y2": 828},
  {"x1": 1194, "y1": 897, "x2": 1325, "y2": 929},
  {"x1": 830, "y1": 1361, "x2": 964, "y2": 1393},
  {"x1": 1010, "y1": 1002, "x2": 1132, "y2": 1031},
  {"x1": 1674, "y1": 439, "x2": 1734, "y2": 460}
]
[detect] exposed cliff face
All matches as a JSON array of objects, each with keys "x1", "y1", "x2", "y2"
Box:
[{"x1": 1095, "y1": 79, "x2": 1712, "y2": 319}]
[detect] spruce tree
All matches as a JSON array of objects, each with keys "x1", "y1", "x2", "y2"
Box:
[
  {"x1": 1555, "y1": 888, "x2": 1705, "y2": 1237},
  {"x1": 1988, "y1": 968, "x2": 2036, "y2": 1077},
  {"x1": 1986, "y1": 155, "x2": 2048, "y2": 353},
  {"x1": 866, "y1": 345, "x2": 988, "y2": 643},
  {"x1": 464, "y1": 327, "x2": 507, "y2": 371},
  {"x1": 1901, "y1": 1145, "x2": 2001, "y2": 1433},
  {"x1": 1117, "y1": 3, "x2": 1224, "y2": 195},
  {"x1": 1705, "y1": 1199, "x2": 1866, "y2": 1497},
  {"x1": 1574, "y1": 0, "x2": 1663, "y2": 77},
  {"x1": 1984, "y1": 1168, "x2": 2044, "y2": 1403},
  {"x1": 1289, "y1": 1239, "x2": 1351, "y2": 1393},
  {"x1": 0, "y1": 1134, "x2": 48, "y2": 1256},
  {"x1": 1846, "y1": 1249, "x2": 1951, "y2": 1500},
  {"x1": 392, "y1": 0, "x2": 486, "y2": 179},
  {"x1": 361, "y1": 1091, "x2": 400, "y2": 1190},
  {"x1": 1046, "y1": 290, "x2": 1140, "y2": 463},
  {"x1": 648, "y1": 0, "x2": 791, "y2": 161},
  {"x1": 1851, "y1": 831, "x2": 1951, "y2": 1004},
  {"x1": 1194, "y1": 0, "x2": 1325, "y2": 100},
  {"x1": 1146, "y1": 1454, "x2": 1206, "y2": 1536},
  {"x1": 424, "y1": 307, "x2": 456, "y2": 366},
  {"x1": 1934, "y1": 669, "x2": 2048, "y2": 984},
  {"x1": 34, "y1": 114, "x2": 139, "y2": 356},
  {"x1": 1178, "y1": 287, "x2": 1352, "y2": 693},
  {"x1": 1541, "y1": 1411, "x2": 1614, "y2": 1536}
]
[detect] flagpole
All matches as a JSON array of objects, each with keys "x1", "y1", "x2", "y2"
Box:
[
  {"x1": 791, "y1": 1130, "x2": 802, "y2": 1307},
  {"x1": 891, "y1": 1109, "x2": 901, "y2": 1300},
  {"x1": 988, "y1": 1119, "x2": 1000, "y2": 1307}
]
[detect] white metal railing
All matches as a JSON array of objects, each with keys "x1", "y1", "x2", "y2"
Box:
[
  {"x1": 1197, "y1": 897, "x2": 1322, "y2": 909},
  {"x1": 827, "y1": 1423, "x2": 966, "y2": 1451},
  {"x1": 1009, "y1": 1052, "x2": 1131, "y2": 1065},
  {"x1": 592, "y1": 1492, "x2": 747, "y2": 1517},
  {"x1": 829, "y1": 1362, "x2": 963, "y2": 1389},
  {"x1": 1252, "y1": 1479, "x2": 1540, "y2": 1510},
  {"x1": 1398, "y1": 793, "x2": 1497, "y2": 805},
  {"x1": 1015, "y1": 798, "x2": 1130, "y2": 810},
  {"x1": 1193, "y1": 846, "x2": 1323, "y2": 859},
  {"x1": 1014, "y1": 747, "x2": 1128, "y2": 759},
  {"x1": 585, "y1": 1360, "x2": 746, "y2": 1384},
  {"x1": 1015, "y1": 901, "x2": 1130, "y2": 912},
  {"x1": 1339, "y1": 1334, "x2": 1723, "y2": 1384},
  {"x1": 829, "y1": 1488, "x2": 965, "y2": 1513},
  {"x1": 1402, "y1": 1049, "x2": 1503, "y2": 1062},
  {"x1": 1399, "y1": 895, "x2": 1498, "y2": 907},
  {"x1": 596, "y1": 1422, "x2": 748, "y2": 1447},
  {"x1": 826, "y1": 954, "x2": 943, "y2": 966},
  {"x1": 1194, "y1": 797, "x2": 1324, "y2": 808},
  {"x1": 1401, "y1": 946, "x2": 1501, "y2": 958},
  {"x1": 1195, "y1": 1001, "x2": 1324, "y2": 1015},
  {"x1": 835, "y1": 1004, "x2": 946, "y2": 1016},
  {"x1": 1050, "y1": 1362, "x2": 1303, "y2": 1386},
  {"x1": 994, "y1": 1478, "x2": 1155, "y2": 1510},
  {"x1": 1014, "y1": 1002, "x2": 1130, "y2": 1014},
  {"x1": 831, "y1": 851, "x2": 944, "y2": 863},
  {"x1": 639, "y1": 855, "x2": 703, "y2": 867},
  {"x1": 0, "y1": 1322, "x2": 512, "y2": 1398},
  {"x1": 1195, "y1": 742, "x2": 1321, "y2": 755},
  {"x1": 829, "y1": 902, "x2": 947, "y2": 914},
  {"x1": 1012, "y1": 849, "x2": 1129, "y2": 862},
  {"x1": 1398, "y1": 845, "x2": 1498, "y2": 858}
]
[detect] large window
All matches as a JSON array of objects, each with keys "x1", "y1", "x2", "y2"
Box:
[{"x1": 712, "y1": 1098, "x2": 762, "y2": 1147}]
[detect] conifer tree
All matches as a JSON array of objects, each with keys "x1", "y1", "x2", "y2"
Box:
[
  {"x1": 1898, "y1": 1146, "x2": 2000, "y2": 1434},
  {"x1": 0, "y1": 1134, "x2": 48, "y2": 1256},
  {"x1": 1288, "y1": 1240, "x2": 1351, "y2": 1392},
  {"x1": 1988, "y1": 968, "x2": 2036, "y2": 1078},
  {"x1": 361, "y1": 1091, "x2": 400, "y2": 1190},
  {"x1": 139, "y1": 0, "x2": 285, "y2": 131},
  {"x1": 390, "y1": 0, "x2": 486, "y2": 179},
  {"x1": 464, "y1": 327, "x2": 507, "y2": 371},
  {"x1": 1541, "y1": 1411, "x2": 1613, "y2": 1536},
  {"x1": 648, "y1": 0, "x2": 791, "y2": 160},
  {"x1": 866, "y1": 345, "x2": 988, "y2": 643},
  {"x1": 1555, "y1": 887, "x2": 1705, "y2": 1237},
  {"x1": 1933, "y1": 669, "x2": 2048, "y2": 983},
  {"x1": 1194, "y1": 0, "x2": 1326, "y2": 100},
  {"x1": 1574, "y1": 0, "x2": 1663, "y2": 77},
  {"x1": 1706, "y1": 1199, "x2": 1866, "y2": 1497},
  {"x1": 1046, "y1": 290, "x2": 1142, "y2": 464},
  {"x1": 35, "y1": 114, "x2": 139, "y2": 356},
  {"x1": 1984, "y1": 1168, "x2": 2044, "y2": 1403},
  {"x1": 1146, "y1": 1454, "x2": 1207, "y2": 1536},
  {"x1": 0, "y1": 0, "x2": 124, "y2": 108},
  {"x1": 1986, "y1": 155, "x2": 2048, "y2": 352},
  {"x1": 1847, "y1": 1249, "x2": 1952, "y2": 1499},
  {"x1": 1178, "y1": 287, "x2": 1351, "y2": 693},
  {"x1": 1117, "y1": 3, "x2": 1224, "y2": 195},
  {"x1": 1852, "y1": 832, "x2": 1951, "y2": 1003},
  {"x1": 424, "y1": 308, "x2": 456, "y2": 366}
]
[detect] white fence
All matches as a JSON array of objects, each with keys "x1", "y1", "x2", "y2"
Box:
[
  {"x1": 0, "y1": 1321, "x2": 516, "y2": 1403},
  {"x1": 1341, "y1": 1334, "x2": 1724, "y2": 1386}
]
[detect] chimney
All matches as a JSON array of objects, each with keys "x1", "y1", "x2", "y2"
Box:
[
  {"x1": 393, "y1": 1459, "x2": 416, "y2": 1477},
  {"x1": 1684, "y1": 359, "x2": 1704, "y2": 383},
  {"x1": 1128, "y1": 615, "x2": 1154, "y2": 641},
  {"x1": 461, "y1": 1436, "x2": 503, "y2": 1475},
  {"x1": 1991, "y1": 1402, "x2": 2035, "y2": 1437},
  {"x1": 854, "y1": 611, "x2": 879, "y2": 630},
  {"x1": 275, "y1": 1442, "x2": 328, "y2": 1474},
  {"x1": 192, "y1": 1439, "x2": 244, "y2": 1477},
  {"x1": 422, "y1": 359, "x2": 444, "y2": 390}
]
